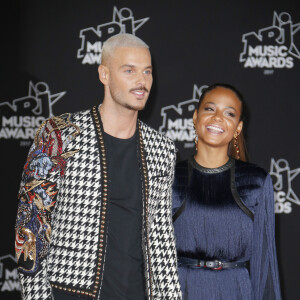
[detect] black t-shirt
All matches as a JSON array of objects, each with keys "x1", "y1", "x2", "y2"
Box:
[
  {"x1": 53, "y1": 130, "x2": 145, "y2": 300},
  {"x1": 100, "y1": 130, "x2": 145, "y2": 300}
]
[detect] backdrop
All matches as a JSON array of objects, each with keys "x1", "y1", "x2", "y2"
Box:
[{"x1": 1, "y1": 1, "x2": 299, "y2": 299}]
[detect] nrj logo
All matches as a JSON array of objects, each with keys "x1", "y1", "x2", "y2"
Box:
[
  {"x1": 159, "y1": 85, "x2": 207, "y2": 149},
  {"x1": 240, "y1": 11, "x2": 300, "y2": 70},
  {"x1": 270, "y1": 158, "x2": 300, "y2": 214},
  {"x1": 77, "y1": 7, "x2": 149, "y2": 65},
  {"x1": 0, "y1": 254, "x2": 20, "y2": 293},
  {"x1": 0, "y1": 81, "x2": 66, "y2": 142}
]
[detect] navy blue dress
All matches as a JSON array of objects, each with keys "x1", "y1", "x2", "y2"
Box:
[{"x1": 172, "y1": 157, "x2": 281, "y2": 300}]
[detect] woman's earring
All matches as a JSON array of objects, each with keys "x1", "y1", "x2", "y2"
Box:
[
  {"x1": 194, "y1": 123, "x2": 198, "y2": 151},
  {"x1": 233, "y1": 133, "x2": 240, "y2": 160}
]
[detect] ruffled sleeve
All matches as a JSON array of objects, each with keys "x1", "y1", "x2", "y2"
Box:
[{"x1": 250, "y1": 174, "x2": 281, "y2": 300}]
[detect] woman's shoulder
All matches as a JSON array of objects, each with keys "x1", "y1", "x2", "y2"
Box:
[
  {"x1": 235, "y1": 159, "x2": 269, "y2": 187},
  {"x1": 175, "y1": 159, "x2": 189, "y2": 169},
  {"x1": 173, "y1": 159, "x2": 189, "y2": 187}
]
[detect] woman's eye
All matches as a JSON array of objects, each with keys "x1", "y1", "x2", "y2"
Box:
[
  {"x1": 204, "y1": 107, "x2": 214, "y2": 111},
  {"x1": 226, "y1": 111, "x2": 236, "y2": 117}
]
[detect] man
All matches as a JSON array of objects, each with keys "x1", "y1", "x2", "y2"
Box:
[{"x1": 15, "y1": 33, "x2": 182, "y2": 299}]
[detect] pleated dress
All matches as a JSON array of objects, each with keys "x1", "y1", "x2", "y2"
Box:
[{"x1": 172, "y1": 157, "x2": 281, "y2": 300}]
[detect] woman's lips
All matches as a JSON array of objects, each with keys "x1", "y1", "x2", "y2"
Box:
[{"x1": 206, "y1": 125, "x2": 225, "y2": 135}]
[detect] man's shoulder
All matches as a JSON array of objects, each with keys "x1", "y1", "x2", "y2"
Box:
[
  {"x1": 66, "y1": 108, "x2": 92, "y2": 122},
  {"x1": 34, "y1": 108, "x2": 93, "y2": 145},
  {"x1": 139, "y1": 120, "x2": 175, "y2": 151},
  {"x1": 43, "y1": 108, "x2": 91, "y2": 125},
  {"x1": 46, "y1": 108, "x2": 93, "y2": 129}
]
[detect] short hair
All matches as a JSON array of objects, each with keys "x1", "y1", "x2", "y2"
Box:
[{"x1": 101, "y1": 33, "x2": 149, "y2": 65}]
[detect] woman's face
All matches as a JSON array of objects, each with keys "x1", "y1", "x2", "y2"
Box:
[{"x1": 193, "y1": 87, "x2": 243, "y2": 150}]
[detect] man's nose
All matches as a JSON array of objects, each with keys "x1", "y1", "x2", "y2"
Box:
[{"x1": 136, "y1": 71, "x2": 146, "y2": 86}]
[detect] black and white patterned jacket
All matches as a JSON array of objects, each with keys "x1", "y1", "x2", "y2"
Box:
[{"x1": 15, "y1": 107, "x2": 182, "y2": 300}]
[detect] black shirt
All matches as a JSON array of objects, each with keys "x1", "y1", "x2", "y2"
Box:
[{"x1": 100, "y1": 130, "x2": 145, "y2": 300}]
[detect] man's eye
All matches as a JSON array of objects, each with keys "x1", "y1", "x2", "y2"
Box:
[
  {"x1": 144, "y1": 70, "x2": 152, "y2": 75},
  {"x1": 125, "y1": 69, "x2": 133, "y2": 73}
]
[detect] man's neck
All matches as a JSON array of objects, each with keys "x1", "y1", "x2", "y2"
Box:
[{"x1": 99, "y1": 102, "x2": 138, "y2": 139}]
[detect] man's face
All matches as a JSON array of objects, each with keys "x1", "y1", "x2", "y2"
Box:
[{"x1": 104, "y1": 47, "x2": 153, "y2": 111}]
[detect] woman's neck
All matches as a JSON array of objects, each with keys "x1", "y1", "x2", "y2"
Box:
[{"x1": 194, "y1": 144, "x2": 229, "y2": 168}]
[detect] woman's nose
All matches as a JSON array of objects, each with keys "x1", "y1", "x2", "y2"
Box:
[{"x1": 213, "y1": 111, "x2": 223, "y2": 122}]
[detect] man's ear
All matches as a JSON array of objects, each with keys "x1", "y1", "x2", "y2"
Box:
[{"x1": 98, "y1": 65, "x2": 109, "y2": 85}]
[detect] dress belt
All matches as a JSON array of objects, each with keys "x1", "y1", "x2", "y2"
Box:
[{"x1": 178, "y1": 257, "x2": 248, "y2": 270}]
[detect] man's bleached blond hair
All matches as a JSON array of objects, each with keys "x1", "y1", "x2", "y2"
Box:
[{"x1": 101, "y1": 33, "x2": 149, "y2": 65}]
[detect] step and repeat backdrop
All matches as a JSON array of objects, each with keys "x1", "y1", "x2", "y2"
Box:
[{"x1": 1, "y1": 1, "x2": 299, "y2": 299}]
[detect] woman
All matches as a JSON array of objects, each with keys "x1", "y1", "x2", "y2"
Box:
[{"x1": 172, "y1": 83, "x2": 281, "y2": 299}]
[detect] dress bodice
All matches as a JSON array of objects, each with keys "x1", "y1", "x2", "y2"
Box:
[{"x1": 173, "y1": 157, "x2": 253, "y2": 262}]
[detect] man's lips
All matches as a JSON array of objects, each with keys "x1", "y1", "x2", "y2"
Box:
[
  {"x1": 130, "y1": 87, "x2": 149, "y2": 98},
  {"x1": 206, "y1": 125, "x2": 225, "y2": 134},
  {"x1": 132, "y1": 90, "x2": 146, "y2": 97}
]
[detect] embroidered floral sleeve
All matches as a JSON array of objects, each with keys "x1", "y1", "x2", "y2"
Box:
[{"x1": 15, "y1": 114, "x2": 80, "y2": 300}]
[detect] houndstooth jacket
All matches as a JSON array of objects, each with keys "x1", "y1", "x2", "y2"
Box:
[{"x1": 15, "y1": 106, "x2": 182, "y2": 300}]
